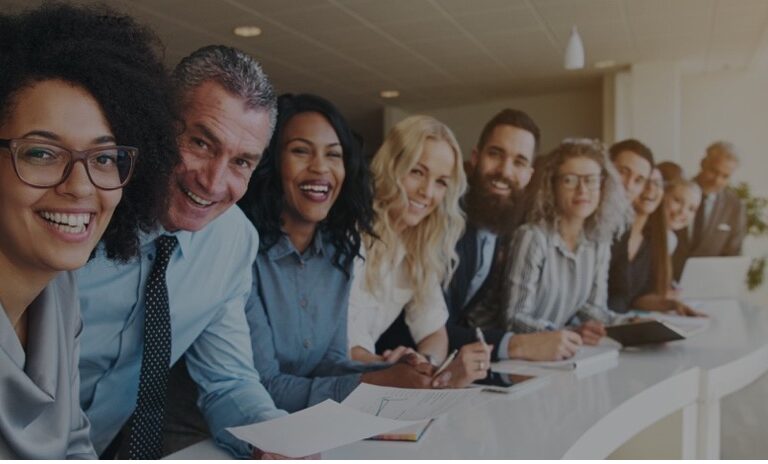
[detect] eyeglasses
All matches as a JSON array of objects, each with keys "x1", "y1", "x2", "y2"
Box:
[
  {"x1": 0, "y1": 138, "x2": 137, "y2": 190},
  {"x1": 557, "y1": 173, "x2": 603, "y2": 191}
]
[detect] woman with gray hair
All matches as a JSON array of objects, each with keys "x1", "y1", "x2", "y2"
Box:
[{"x1": 497, "y1": 139, "x2": 630, "y2": 352}]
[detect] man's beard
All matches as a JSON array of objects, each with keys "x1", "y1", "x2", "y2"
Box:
[{"x1": 464, "y1": 170, "x2": 522, "y2": 235}]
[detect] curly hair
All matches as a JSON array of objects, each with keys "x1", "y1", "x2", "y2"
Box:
[
  {"x1": 0, "y1": 2, "x2": 179, "y2": 262},
  {"x1": 526, "y1": 138, "x2": 630, "y2": 243},
  {"x1": 238, "y1": 93, "x2": 375, "y2": 277},
  {"x1": 365, "y1": 115, "x2": 467, "y2": 308}
]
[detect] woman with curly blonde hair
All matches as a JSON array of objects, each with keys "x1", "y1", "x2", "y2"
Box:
[
  {"x1": 347, "y1": 115, "x2": 491, "y2": 387},
  {"x1": 498, "y1": 139, "x2": 631, "y2": 352}
]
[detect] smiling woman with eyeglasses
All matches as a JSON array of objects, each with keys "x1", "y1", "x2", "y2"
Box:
[
  {"x1": 488, "y1": 139, "x2": 631, "y2": 356},
  {"x1": 0, "y1": 3, "x2": 177, "y2": 459}
]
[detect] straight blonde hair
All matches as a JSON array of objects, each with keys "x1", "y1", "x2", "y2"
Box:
[{"x1": 365, "y1": 115, "x2": 467, "y2": 308}]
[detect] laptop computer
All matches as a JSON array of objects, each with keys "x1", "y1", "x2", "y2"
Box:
[{"x1": 678, "y1": 256, "x2": 751, "y2": 300}]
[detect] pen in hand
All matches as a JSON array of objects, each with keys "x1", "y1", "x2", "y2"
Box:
[
  {"x1": 476, "y1": 327, "x2": 490, "y2": 355},
  {"x1": 432, "y1": 349, "x2": 458, "y2": 378}
]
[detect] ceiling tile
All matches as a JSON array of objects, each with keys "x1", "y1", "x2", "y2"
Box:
[
  {"x1": 376, "y1": 17, "x2": 464, "y2": 42},
  {"x1": 435, "y1": 0, "x2": 528, "y2": 15},
  {"x1": 335, "y1": 0, "x2": 442, "y2": 25},
  {"x1": 263, "y1": 3, "x2": 366, "y2": 31},
  {"x1": 624, "y1": 0, "x2": 714, "y2": 17},
  {"x1": 532, "y1": 0, "x2": 624, "y2": 27},
  {"x1": 450, "y1": 7, "x2": 542, "y2": 36}
]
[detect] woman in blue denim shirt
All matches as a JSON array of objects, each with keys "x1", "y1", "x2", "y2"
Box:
[{"x1": 237, "y1": 94, "x2": 442, "y2": 412}]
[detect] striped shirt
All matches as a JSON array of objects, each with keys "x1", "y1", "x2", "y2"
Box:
[{"x1": 500, "y1": 223, "x2": 620, "y2": 333}]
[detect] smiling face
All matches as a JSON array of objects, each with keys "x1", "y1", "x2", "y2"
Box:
[
  {"x1": 390, "y1": 137, "x2": 455, "y2": 231},
  {"x1": 698, "y1": 154, "x2": 737, "y2": 195},
  {"x1": 633, "y1": 168, "x2": 664, "y2": 216},
  {"x1": 0, "y1": 79, "x2": 122, "y2": 275},
  {"x1": 470, "y1": 124, "x2": 535, "y2": 199},
  {"x1": 164, "y1": 80, "x2": 272, "y2": 232},
  {"x1": 664, "y1": 183, "x2": 702, "y2": 231},
  {"x1": 555, "y1": 156, "x2": 603, "y2": 223},
  {"x1": 613, "y1": 149, "x2": 652, "y2": 203},
  {"x1": 279, "y1": 111, "x2": 345, "y2": 230}
]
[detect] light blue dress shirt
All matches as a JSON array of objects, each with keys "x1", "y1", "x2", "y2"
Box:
[
  {"x1": 247, "y1": 231, "x2": 369, "y2": 413},
  {"x1": 77, "y1": 207, "x2": 285, "y2": 458}
]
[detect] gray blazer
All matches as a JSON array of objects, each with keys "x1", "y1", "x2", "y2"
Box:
[
  {"x1": 0, "y1": 272, "x2": 96, "y2": 459},
  {"x1": 673, "y1": 188, "x2": 747, "y2": 279}
]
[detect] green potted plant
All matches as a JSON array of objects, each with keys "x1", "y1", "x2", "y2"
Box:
[{"x1": 732, "y1": 182, "x2": 768, "y2": 290}]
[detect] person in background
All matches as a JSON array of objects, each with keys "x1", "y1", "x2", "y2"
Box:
[
  {"x1": 348, "y1": 115, "x2": 491, "y2": 387},
  {"x1": 610, "y1": 168, "x2": 701, "y2": 316},
  {"x1": 498, "y1": 139, "x2": 630, "y2": 349},
  {"x1": 606, "y1": 140, "x2": 698, "y2": 316},
  {"x1": 672, "y1": 142, "x2": 747, "y2": 279},
  {"x1": 77, "y1": 45, "x2": 291, "y2": 459},
  {"x1": 656, "y1": 160, "x2": 684, "y2": 184},
  {"x1": 0, "y1": 3, "x2": 176, "y2": 458},
  {"x1": 664, "y1": 177, "x2": 702, "y2": 260}
]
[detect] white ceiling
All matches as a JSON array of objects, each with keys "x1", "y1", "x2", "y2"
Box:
[{"x1": 4, "y1": 0, "x2": 768, "y2": 143}]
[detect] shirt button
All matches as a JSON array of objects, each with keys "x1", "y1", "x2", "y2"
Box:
[
  {"x1": 147, "y1": 253, "x2": 154, "y2": 261},
  {"x1": 299, "y1": 261, "x2": 305, "y2": 269},
  {"x1": 303, "y1": 339, "x2": 311, "y2": 349},
  {"x1": 300, "y1": 298, "x2": 308, "y2": 308}
]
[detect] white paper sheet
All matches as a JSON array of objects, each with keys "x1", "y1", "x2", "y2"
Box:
[
  {"x1": 225, "y1": 400, "x2": 418, "y2": 458},
  {"x1": 341, "y1": 383, "x2": 480, "y2": 420},
  {"x1": 491, "y1": 344, "x2": 619, "y2": 371}
]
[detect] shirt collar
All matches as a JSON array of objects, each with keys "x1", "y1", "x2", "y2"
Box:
[
  {"x1": 140, "y1": 224, "x2": 192, "y2": 260},
  {"x1": 549, "y1": 225, "x2": 584, "y2": 260},
  {"x1": 266, "y1": 229, "x2": 327, "y2": 261}
]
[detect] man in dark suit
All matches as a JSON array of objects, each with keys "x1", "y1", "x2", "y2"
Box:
[
  {"x1": 377, "y1": 109, "x2": 582, "y2": 362},
  {"x1": 672, "y1": 141, "x2": 747, "y2": 279}
]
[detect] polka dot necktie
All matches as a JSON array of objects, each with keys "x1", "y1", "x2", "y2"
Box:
[{"x1": 123, "y1": 234, "x2": 178, "y2": 459}]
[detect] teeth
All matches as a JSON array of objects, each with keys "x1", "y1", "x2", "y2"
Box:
[
  {"x1": 39, "y1": 211, "x2": 90, "y2": 234},
  {"x1": 299, "y1": 184, "x2": 330, "y2": 193},
  {"x1": 491, "y1": 180, "x2": 511, "y2": 190},
  {"x1": 184, "y1": 188, "x2": 213, "y2": 206},
  {"x1": 40, "y1": 211, "x2": 91, "y2": 228},
  {"x1": 409, "y1": 200, "x2": 427, "y2": 210}
]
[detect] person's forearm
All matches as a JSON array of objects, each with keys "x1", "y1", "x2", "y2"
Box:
[
  {"x1": 350, "y1": 345, "x2": 382, "y2": 363},
  {"x1": 416, "y1": 327, "x2": 448, "y2": 362},
  {"x1": 632, "y1": 293, "x2": 672, "y2": 312}
]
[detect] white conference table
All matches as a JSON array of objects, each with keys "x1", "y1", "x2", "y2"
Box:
[{"x1": 167, "y1": 299, "x2": 768, "y2": 460}]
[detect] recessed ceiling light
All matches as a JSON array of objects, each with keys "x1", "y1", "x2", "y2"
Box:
[
  {"x1": 233, "y1": 26, "x2": 262, "y2": 38},
  {"x1": 594, "y1": 60, "x2": 617, "y2": 69},
  {"x1": 380, "y1": 90, "x2": 400, "y2": 99}
]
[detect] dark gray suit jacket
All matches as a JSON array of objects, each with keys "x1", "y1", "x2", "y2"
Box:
[{"x1": 673, "y1": 187, "x2": 747, "y2": 279}]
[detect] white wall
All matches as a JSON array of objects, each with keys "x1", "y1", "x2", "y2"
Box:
[
  {"x1": 679, "y1": 68, "x2": 768, "y2": 197},
  {"x1": 385, "y1": 86, "x2": 603, "y2": 159}
]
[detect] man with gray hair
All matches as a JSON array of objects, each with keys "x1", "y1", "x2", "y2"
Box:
[
  {"x1": 672, "y1": 141, "x2": 747, "y2": 279},
  {"x1": 77, "y1": 45, "x2": 286, "y2": 459}
]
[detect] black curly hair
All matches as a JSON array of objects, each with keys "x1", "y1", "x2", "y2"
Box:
[
  {"x1": 238, "y1": 93, "x2": 375, "y2": 277},
  {"x1": 0, "y1": 2, "x2": 179, "y2": 262}
]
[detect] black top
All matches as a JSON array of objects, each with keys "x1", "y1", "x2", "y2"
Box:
[{"x1": 608, "y1": 229, "x2": 654, "y2": 313}]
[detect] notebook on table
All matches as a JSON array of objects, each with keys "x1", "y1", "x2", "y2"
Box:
[{"x1": 606, "y1": 318, "x2": 706, "y2": 347}]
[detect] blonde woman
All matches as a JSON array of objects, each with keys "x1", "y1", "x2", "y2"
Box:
[
  {"x1": 348, "y1": 115, "x2": 491, "y2": 388},
  {"x1": 500, "y1": 139, "x2": 631, "y2": 351},
  {"x1": 664, "y1": 177, "x2": 703, "y2": 256}
]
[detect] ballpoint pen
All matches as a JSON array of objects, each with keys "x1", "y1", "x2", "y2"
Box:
[
  {"x1": 476, "y1": 327, "x2": 490, "y2": 354},
  {"x1": 433, "y1": 349, "x2": 458, "y2": 377}
]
